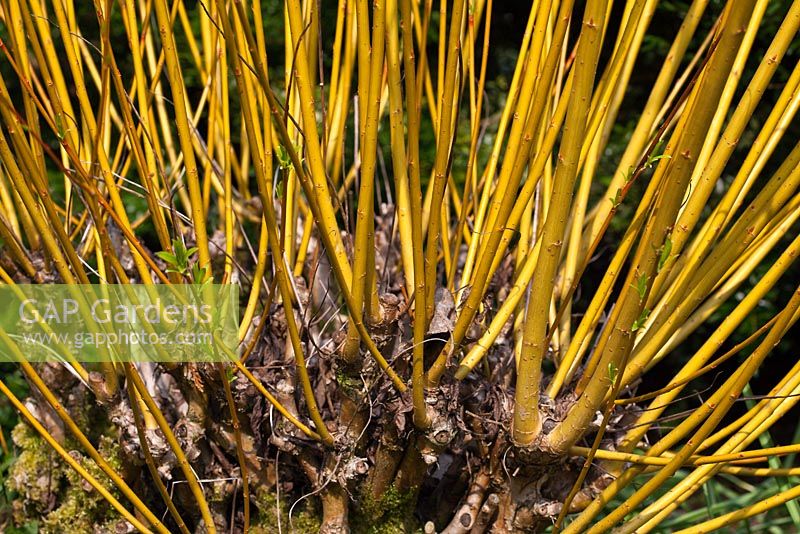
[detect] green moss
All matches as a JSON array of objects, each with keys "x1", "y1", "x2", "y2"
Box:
[
  {"x1": 42, "y1": 487, "x2": 100, "y2": 533},
  {"x1": 352, "y1": 485, "x2": 418, "y2": 534},
  {"x1": 251, "y1": 486, "x2": 321, "y2": 533},
  {"x1": 5, "y1": 423, "x2": 128, "y2": 533},
  {"x1": 250, "y1": 484, "x2": 418, "y2": 533},
  {"x1": 6, "y1": 423, "x2": 69, "y2": 523},
  {"x1": 43, "y1": 436, "x2": 125, "y2": 533},
  {"x1": 335, "y1": 368, "x2": 364, "y2": 397}
]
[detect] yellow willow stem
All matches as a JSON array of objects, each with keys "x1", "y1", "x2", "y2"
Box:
[
  {"x1": 556, "y1": 0, "x2": 653, "y2": 342},
  {"x1": 251, "y1": 0, "x2": 273, "y2": 169},
  {"x1": 675, "y1": 0, "x2": 767, "y2": 219},
  {"x1": 151, "y1": 0, "x2": 211, "y2": 270},
  {"x1": 448, "y1": 0, "x2": 493, "y2": 291},
  {"x1": 177, "y1": 2, "x2": 206, "y2": 79},
  {"x1": 142, "y1": 2, "x2": 178, "y2": 169},
  {"x1": 0, "y1": 347, "x2": 162, "y2": 528},
  {"x1": 571, "y1": 286, "x2": 800, "y2": 533},
  {"x1": 646, "y1": 0, "x2": 800, "y2": 320},
  {"x1": 592, "y1": 0, "x2": 658, "y2": 147},
  {"x1": 0, "y1": 44, "x2": 96, "y2": 278},
  {"x1": 435, "y1": 0, "x2": 446, "y2": 128},
  {"x1": 673, "y1": 481, "x2": 800, "y2": 534},
  {"x1": 462, "y1": 0, "x2": 478, "y2": 246},
  {"x1": 413, "y1": 0, "x2": 434, "y2": 127},
  {"x1": 515, "y1": 164, "x2": 537, "y2": 275},
  {"x1": 80, "y1": 183, "x2": 171, "y2": 287},
  {"x1": 385, "y1": 0, "x2": 415, "y2": 298},
  {"x1": 244, "y1": 2, "x2": 274, "y2": 233},
  {"x1": 547, "y1": 1, "x2": 754, "y2": 455},
  {"x1": 17, "y1": 0, "x2": 80, "y2": 159},
  {"x1": 200, "y1": 74, "x2": 218, "y2": 217},
  {"x1": 355, "y1": 0, "x2": 370, "y2": 144},
  {"x1": 0, "y1": 215, "x2": 34, "y2": 277},
  {"x1": 484, "y1": 0, "x2": 651, "y2": 290},
  {"x1": 326, "y1": 0, "x2": 348, "y2": 133},
  {"x1": 0, "y1": 62, "x2": 50, "y2": 183},
  {"x1": 284, "y1": 0, "x2": 354, "y2": 288},
  {"x1": 113, "y1": 2, "x2": 175, "y2": 161},
  {"x1": 87, "y1": 39, "x2": 121, "y2": 146},
  {"x1": 569, "y1": 443, "x2": 800, "y2": 468},
  {"x1": 615, "y1": 315, "x2": 777, "y2": 407},
  {"x1": 513, "y1": 0, "x2": 607, "y2": 446},
  {"x1": 460, "y1": 4, "x2": 538, "y2": 286},
  {"x1": 230, "y1": 18, "x2": 405, "y2": 391},
  {"x1": 655, "y1": 53, "x2": 800, "y2": 302},
  {"x1": 124, "y1": 364, "x2": 216, "y2": 533},
  {"x1": 547, "y1": 116, "x2": 679, "y2": 397},
  {"x1": 698, "y1": 315, "x2": 800, "y2": 452},
  {"x1": 456, "y1": 76, "x2": 612, "y2": 382},
  {"x1": 0, "y1": 125, "x2": 79, "y2": 283},
  {"x1": 0, "y1": 377, "x2": 158, "y2": 534},
  {"x1": 7, "y1": 42, "x2": 45, "y2": 211},
  {"x1": 230, "y1": 358, "x2": 320, "y2": 440},
  {"x1": 398, "y1": 0, "x2": 430, "y2": 428},
  {"x1": 281, "y1": 6, "x2": 300, "y2": 272},
  {"x1": 624, "y1": 461, "x2": 800, "y2": 477},
  {"x1": 0, "y1": 166, "x2": 24, "y2": 242},
  {"x1": 480, "y1": 64, "x2": 573, "y2": 283},
  {"x1": 626, "y1": 357, "x2": 800, "y2": 534},
  {"x1": 647, "y1": 302, "x2": 799, "y2": 438},
  {"x1": 343, "y1": 0, "x2": 387, "y2": 361},
  {"x1": 714, "y1": 466, "x2": 800, "y2": 477},
  {"x1": 327, "y1": 0, "x2": 356, "y2": 186},
  {"x1": 556, "y1": 130, "x2": 600, "y2": 352},
  {"x1": 554, "y1": 319, "x2": 637, "y2": 532},
  {"x1": 437, "y1": 1, "x2": 576, "y2": 384},
  {"x1": 216, "y1": 1, "x2": 334, "y2": 445},
  {"x1": 634, "y1": 195, "x2": 800, "y2": 376},
  {"x1": 470, "y1": 0, "x2": 550, "y2": 279},
  {"x1": 230, "y1": 10, "x2": 391, "y2": 391},
  {"x1": 220, "y1": 41, "x2": 235, "y2": 282},
  {"x1": 582, "y1": 294, "x2": 797, "y2": 533},
  {"x1": 620, "y1": 140, "x2": 800, "y2": 394},
  {"x1": 125, "y1": 378, "x2": 191, "y2": 534},
  {"x1": 440, "y1": 201, "x2": 453, "y2": 290},
  {"x1": 422, "y1": 0, "x2": 466, "y2": 323},
  {"x1": 293, "y1": 211, "x2": 315, "y2": 276},
  {"x1": 53, "y1": 0, "x2": 165, "y2": 285},
  {"x1": 217, "y1": 363, "x2": 250, "y2": 533},
  {"x1": 105, "y1": 5, "x2": 172, "y2": 253},
  {"x1": 0, "y1": 273, "x2": 89, "y2": 384},
  {"x1": 582, "y1": 0, "x2": 709, "y2": 253},
  {"x1": 619, "y1": 377, "x2": 800, "y2": 533},
  {"x1": 456, "y1": 238, "x2": 543, "y2": 377},
  {"x1": 3, "y1": 0, "x2": 45, "y2": 194},
  {"x1": 241, "y1": 279, "x2": 279, "y2": 364},
  {"x1": 240, "y1": 220, "x2": 271, "y2": 340},
  {"x1": 656, "y1": 191, "x2": 800, "y2": 342}
]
